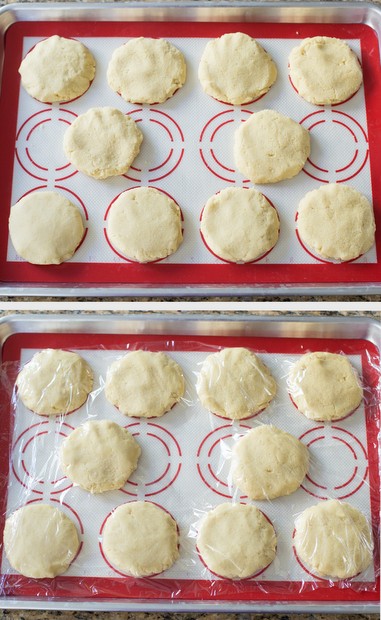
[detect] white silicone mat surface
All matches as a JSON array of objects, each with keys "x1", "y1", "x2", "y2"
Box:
[{"x1": 7, "y1": 36, "x2": 376, "y2": 266}]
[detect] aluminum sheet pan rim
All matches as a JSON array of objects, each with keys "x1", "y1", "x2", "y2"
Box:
[
  {"x1": 0, "y1": 311, "x2": 379, "y2": 354},
  {"x1": 0, "y1": 598, "x2": 378, "y2": 613},
  {"x1": 0, "y1": 311, "x2": 379, "y2": 612},
  {"x1": 0, "y1": 1, "x2": 381, "y2": 296},
  {"x1": 1, "y1": 284, "x2": 381, "y2": 297}
]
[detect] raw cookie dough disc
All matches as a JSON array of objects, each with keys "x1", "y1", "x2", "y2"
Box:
[
  {"x1": 197, "y1": 503, "x2": 277, "y2": 579},
  {"x1": 102, "y1": 501, "x2": 179, "y2": 577},
  {"x1": 198, "y1": 32, "x2": 277, "y2": 105},
  {"x1": 234, "y1": 109, "x2": 310, "y2": 184},
  {"x1": 16, "y1": 348, "x2": 93, "y2": 416},
  {"x1": 63, "y1": 107, "x2": 143, "y2": 179},
  {"x1": 107, "y1": 186, "x2": 183, "y2": 262},
  {"x1": 9, "y1": 190, "x2": 85, "y2": 265},
  {"x1": 289, "y1": 37, "x2": 363, "y2": 105},
  {"x1": 105, "y1": 350, "x2": 185, "y2": 418},
  {"x1": 196, "y1": 347, "x2": 276, "y2": 420},
  {"x1": 288, "y1": 351, "x2": 363, "y2": 421},
  {"x1": 231, "y1": 425, "x2": 309, "y2": 500},
  {"x1": 200, "y1": 187, "x2": 279, "y2": 263},
  {"x1": 19, "y1": 35, "x2": 95, "y2": 103},
  {"x1": 3, "y1": 504, "x2": 80, "y2": 578},
  {"x1": 107, "y1": 37, "x2": 186, "y2": 104},
  {"x1": 60, "y1": 419, "x2": 141, "y2": 493},
  {"x1": 294, "y1": 500, "x2": 373, "y2": 579},
  {"x1": 297, "y1": 184, "x2": 375, "y2": 262}
]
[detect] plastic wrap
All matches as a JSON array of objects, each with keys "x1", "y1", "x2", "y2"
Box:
[{"x1": 0, "y1": 333, "x2": 379, "y2": 604}]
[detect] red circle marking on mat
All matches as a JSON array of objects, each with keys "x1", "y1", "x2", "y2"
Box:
[
  {"x1": 16, "y1": 109, "x2": 78, "y2": 181},
  {"x1": 196, "y1": 505, "x2": 276, "y2": 580},
  {"x1": 121, "y1": 421, "x2": 182, "y2": 498},
  {"x1": 300, "y1": 110, "x2": 368, "y2": 183},
  {"x1": 200, "y1": 192, "x2": 279, "y2": 265},
  {"x1": 124, "y1": 109, "x2": 184, "y2": 183},
  {"x1": 104, "y1": 186, "x2": 183, "y2": 263},
  {"x1": 99, "y1": 500, "x2": 178, "y2": 577},
  {"x1": 199, "y1": 109, "x2": 252, "y2": 183},
  {"x1": 298, "y1": 426, "x2": 368, "y2": 500},
  {"x1": 196, "y1": 424, "x2": 250, "y2": 498}
]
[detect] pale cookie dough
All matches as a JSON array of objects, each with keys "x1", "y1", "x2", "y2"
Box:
[
  {"x1": 200, "y1": 187, "x2": 279, "y2": 262},
  {"x1": 196, "y1": 347, "x2": 276, "y2": 420},
  {"x1": 63, "y1": 107, "x2": 143, "y2": 179},
  {"x1": 289, "y1": 36, "x2": 363, "y2": 105},
  {"x1": 288, "y1": 351, "x2": 363, "y2": 421},
  {"x1": 234, "y1": 109, "x2": 310, "y2": 184},
  {"x1": 16, "y1": 348, "x2": 93, "y2": 416},
  {"x1": 105, "y1": 350, "x2": 185, "y2": 418},
  {"x1": 60, "y1": 419, "x2": 141, "y2": 493},
  {"x1": 102, "y1": 501, "x2": 179, "y2": 577},
  {"x1": 19, "y1": 35, "x2": 95, "y2": 103},
  {"x1": 198, "y1": 32, "x2": 277, "y2": 105},
  {"x1": 294, "y1": 500, "x2": 373, "y2": 579},
  {"x1": 3, "y1": 504, "x2": 80, "y2": 578},
  {"x1": 107, "y1": 37, "x2": 186, "y2": 104},
  {"x1": 9, "y1": 190, "x2": 85, "y2": 265},
  {"x1": 231, "y1": 425, "x2": 309, "y2": 500},
  {"x1": 197, "y1": 503, "x2": 276, "y2": 579},
  {"x1": 297, "y1": 184, "x2": 375, "y2": 262},
  {"x1": 107, "y1": 186, "x2": 183, "y2": 262}
]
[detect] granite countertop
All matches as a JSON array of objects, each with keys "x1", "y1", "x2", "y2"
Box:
[
  {"x1": 0, "y1": 295, "x2": 380, "y2": 303},
  {"x1": 0, "y1": 309, "x2": 379, "y2": 319},
  {"x1": 1, "y1": 613, "x2": 380, "y2": 620},
  {"x1": 6, "y1": 612, "x2": 381, "y2": 620}
]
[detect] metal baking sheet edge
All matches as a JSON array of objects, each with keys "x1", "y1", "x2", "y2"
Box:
[
  {"x1": 0, "y1": 312, "x2": 379, "y2": 612},
  {"x1": 0, "y1": 1, "x2": 381, "y2": 297}
]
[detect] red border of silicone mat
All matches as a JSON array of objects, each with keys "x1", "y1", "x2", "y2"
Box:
[
  {"x1": 0, "y1": 21, "x2": 381, "y2": 286},
  {"x1": 0, "y1": 332, "x2": 379, "y2": 601}
]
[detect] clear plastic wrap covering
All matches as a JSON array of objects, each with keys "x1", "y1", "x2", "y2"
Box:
[{"x1": 0, "y1": 330, "x2": 379, "y2": 604}]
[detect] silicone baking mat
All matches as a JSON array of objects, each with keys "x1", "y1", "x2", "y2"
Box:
[
  {"x1": 0, "y1": 20, "x2": 381, "y2": 289},
  {"x1": 0, "y1": 331, "x2": 379, "y2": 603}
]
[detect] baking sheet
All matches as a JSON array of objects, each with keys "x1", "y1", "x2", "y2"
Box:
[
  {"x1": 0, "y1": 316, "x2": 379, "y2": 610},
  {"x1": 0, "y1": 3, "x2": 381, "y2": 295}
]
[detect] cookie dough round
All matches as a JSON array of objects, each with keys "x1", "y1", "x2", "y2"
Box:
[
  {"x1": 107, "y1": 37, "x2": 186, "y2": 104},
  {"x1": 102, "y1": 501, "x2": 179, "y2": 577},
  {"x1": 196, "y1": 347, "x2": 276, "y2": 420},
  {"x1": 9, "y1": 190, "x2": 85, "y2": 265},
  {"x1": 288, "y1": 351, "x2": 363, "y2": 421},
  {"x1": 105, "y1": 350, "x2": 185, "y2": 418},
  {"x1": 294, "y1": 500, "x2": 373, "y2": 579},
  {"x1": 232, "y1": 425, "x2": 309, "y2": 500},
  {"x1": 63, "y1": 107, "x2": 143, "y2": 179},
  {"x1": 60, "y1": 420, "x2": 141, "y2": 493},
  {"x1": 297, "y1": 184, "x2": 375, "y2": 262},
  {"x1": 198, "y1": 32, "x2": 277, "y2": 105},
  {"x1": 16, "y1": 348, "x2": 93, "y2": 416},
  {"x1": 3, "y1": 504, "x2": 80, "y2": 578},
  {"x1": 234, "y1": 109, "x2": 310, "y2": 184},
  {"x1": 19, "y1": 35, "x2": 95, "y2": 103},
  {"x1": 107, "y1": 186, "x2": 183, "y2": 262},
  {"x1": 201, "y1": 187, "x2": 279, "y2": 262},
  {"x1": 289, "y1": 37, "x2": 363, "y2": 105},
  {"x1": 197, "y1": 503, "x2": 276, "y2": 579}
]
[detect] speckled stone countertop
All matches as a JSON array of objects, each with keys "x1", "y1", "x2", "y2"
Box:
[
  {"x1": 1, "y1": 613, "x2": 380, "y2": 620},
  {"x1": 1, "y1": 613, "x2": 379, "y2": 620}
]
